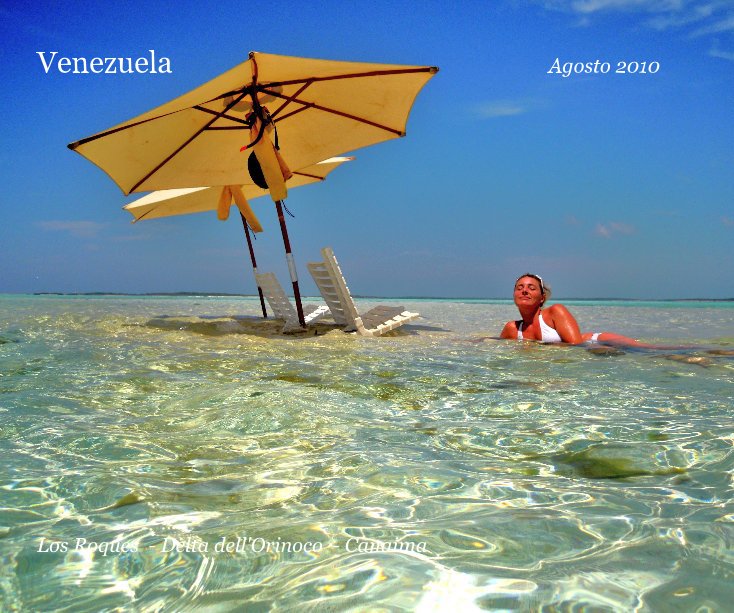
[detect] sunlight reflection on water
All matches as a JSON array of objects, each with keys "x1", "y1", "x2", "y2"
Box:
[{"x1": 1, "y1": 295, "x2": 733, "y2": 610}]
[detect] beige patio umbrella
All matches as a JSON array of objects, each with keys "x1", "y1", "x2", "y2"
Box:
[
  {"x1": 69, "y1": 51, "x2": 438, "y2": 325},
  {"x1": 123, "y1": 157, "x2": 352, "y2": 317}
]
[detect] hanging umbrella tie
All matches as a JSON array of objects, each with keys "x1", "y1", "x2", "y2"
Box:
[
  {"x1": 239, "y1": 106, "x2": 270, "y2": 152},
  {"x1": 239, "y1": 104, "x2": 281, "y2": 150},
  {"x1": 228, "y1": 185, "x2": 263, "y2": 232},
  {"x1": 241, "y1": 106, "x2": 292, "y2": 202},
  {"x1": 282, "y1": 202, "x2": 296, "y2": 218},
  {"x1": 267, "y1": 109, "x2": 281, "y2": 151},
  {"x1": 262, "y1": 106, "x2": 281, "y2": 150}
]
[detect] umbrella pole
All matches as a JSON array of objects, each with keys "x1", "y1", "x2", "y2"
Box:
[
  {"x1": 239, "y1": 212, "x2": 267, "y2": 318},
  {"x1": 275, "y1": 200, "x2": 306, "y2": 327}
]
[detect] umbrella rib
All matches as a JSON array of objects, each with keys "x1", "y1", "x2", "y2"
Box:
[
  {"x1": 194, "y1": 105, "x2": 250, "y2": 126},
  {"x1": 68, "y1": 92, "x2": 252, "y2": 152},
  {"x1": 263, "y1": 66, "x2": 438, "y2": 88},
  {"x1": 269, "y1": 80, "x2": 313, "y2": 120},
  {"x1": 203, "y1": 86, "x2": 251, "y2": 105},
  {"x1": 261, "y1": 66, "x2": 437, "y2": 134},
  {"x1": 292, "y1": 171, "x2": 325, "y2": 180},
  {"x1": 265, "y1": 90, "x2": 404, "y2": 136},
  {"x1": 132, "y1": 207, "x2": 157, "y2": 223},
  {"x1": 270, "y1": 103, "x2": 310, "y2": 123},
  {"x1": 205, "y1": 68, "x2": 436, "y2": 102},
  {"x1": 128, "y1": 92, "x2": 249, "y2": 193},
  {"x1": 68, "y1": 114, "x2": 165, "y2": 150}
]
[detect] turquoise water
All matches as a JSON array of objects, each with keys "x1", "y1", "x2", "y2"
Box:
[{"x1": 1, "y1": 294, "x2": 733, "y2": 611}]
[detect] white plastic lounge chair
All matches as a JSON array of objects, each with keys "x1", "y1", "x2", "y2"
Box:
[
  {"x1": 307, "y1": 247, "x2": 419, "y2": 337},
  {"x1": 255, "y1": 272, "x2": 330, "y2": 333}
]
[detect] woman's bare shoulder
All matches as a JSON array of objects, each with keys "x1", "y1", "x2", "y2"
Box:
[
  {"x1": 544, "y1": 303, "x2": 574, "y2": 319},
  {"x1": 500, "y1": 320, "x2": 518, "y2": 339},
  {"x1": 545, "y1": 303, "x2": 571, "y2": 313}
]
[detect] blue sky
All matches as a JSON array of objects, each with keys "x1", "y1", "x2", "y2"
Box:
[{"x1": 1, "y1": 0, "x2": 732, "y2": 299}]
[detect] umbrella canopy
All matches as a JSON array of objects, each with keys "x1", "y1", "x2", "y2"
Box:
[
  {"x1": 123, "y1": 157, "x2": 352, "y2": 222},
  {"x1": 68, "y1": 51, "x2": 438, "y2": 195}
]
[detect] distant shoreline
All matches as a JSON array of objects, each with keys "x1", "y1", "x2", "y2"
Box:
[{"x1": 18, "y1": 292, "x2": 734, "y2": 302}]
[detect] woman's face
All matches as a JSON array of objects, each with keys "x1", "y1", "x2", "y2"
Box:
[{"x1": 514, "y1": 276, "x2": 545, "y2": 308}]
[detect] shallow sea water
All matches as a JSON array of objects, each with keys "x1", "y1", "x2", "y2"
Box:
[{"x1": 1, "y1": 294, "x2": 733, "y2": 611}]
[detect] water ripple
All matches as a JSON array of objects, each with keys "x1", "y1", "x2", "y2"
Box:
[{"x1": 2, "y1": 296, "x2": 733, "y2": 609}]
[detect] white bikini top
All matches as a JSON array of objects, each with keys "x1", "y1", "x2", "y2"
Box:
[{"x1": 517, "y1": 313, "x2": 563, "y2": 343}]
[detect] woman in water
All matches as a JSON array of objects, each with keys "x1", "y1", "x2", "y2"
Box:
[{"x1": 500, "y1": 273, "x2": 646, "y2": 346}]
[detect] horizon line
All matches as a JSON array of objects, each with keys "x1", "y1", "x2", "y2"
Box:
[{"x1": 5, "y1": 291, "x2": 733, "y2": 302}]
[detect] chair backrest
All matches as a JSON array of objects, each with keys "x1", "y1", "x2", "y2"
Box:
[
  {"x1": 319, "y1": 247, "x2": 363, "y2": 329},
  {"x1": 255, "y1": 272, "x2": 297, "y2": 325},
  {"x1": 306, "y1": 260, "x2": 349, "y2": 326}
]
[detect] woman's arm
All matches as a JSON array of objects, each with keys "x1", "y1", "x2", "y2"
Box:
[{"x1": 545, "y1": 304, "x2": 584, "y2": 344}]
